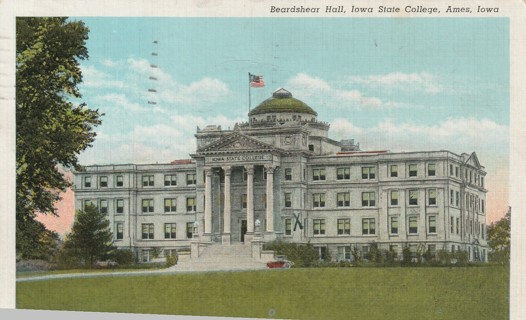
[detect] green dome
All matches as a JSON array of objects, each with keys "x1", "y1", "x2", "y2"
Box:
[{"x1": 248, "y1": 88, "x2": 318, "y2": 116}]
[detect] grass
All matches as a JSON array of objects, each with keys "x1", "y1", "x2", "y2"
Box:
[{"x1": 17, "y1": 266, "x2": 509, "y2": 320}]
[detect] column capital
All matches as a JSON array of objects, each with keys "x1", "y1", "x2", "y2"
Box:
[
  {"x1": 222, "y1": 166, "x2": 232, "y2": 176},
  {"x1": 244, "y1": 164, "x2": 254, "y2": 175},
  {"x1": 204, "y1": 168, "x2": 213, "y2": 177},
  {"x1": 264, "y1": 165, "x2": 276, "y2": 174}
]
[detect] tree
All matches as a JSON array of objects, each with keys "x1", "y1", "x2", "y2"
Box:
[
  {"x1": 487, "y1": 207, "x2": 511, "y2": 264},
  {"x1": 64, "y1": 204, "x2": 114, "y2": 268},
  {"x1": 16, "y1": 17, "x2": 102, "y2": 257}
]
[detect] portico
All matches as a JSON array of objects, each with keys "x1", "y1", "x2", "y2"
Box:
[{"x1": 202, "y1": 161, "x2": 278, "y2": 244}]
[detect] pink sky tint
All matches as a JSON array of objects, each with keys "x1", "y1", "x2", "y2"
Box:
[
  {"x1": 486, "y1": 166, "x2": 510, "y2": 225},
  {"x1": 36, "y1": 171, "x2": 76, "y2": 237}
]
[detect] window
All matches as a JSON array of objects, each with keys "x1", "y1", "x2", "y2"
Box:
[
  {"x1": 241, "y1": 194, "x2": 247, "y2": 209},
  {"x1": 427, "y1": 163, "x2": 436, "y2": 176},
  {"x1": 99, "y1": 176, "x2": 108, "y2": 188},
  {"x1": 449, "y1": 164, "x2": 454, "y2": 176},
  {"x1": 408, "y1": 216, "x2": 418, "y2": 234},
  {"x1": 428, "y1": 216, "x2": 437, "y2": 233},
  {"x1": 115, "y1": 222, "x2": 124, "y2": 240},
  {"x1": 362, "y1": 192, "x2": 376, "y2": 207},
  {"x1": 337, "y1": 192, "x2": 350, "y2": 207},
  {"x1": 455, "y1": 191, "x2": 459, "y2": 207},
  {"x1": 428, "y1": 189, "x2": 437, "y2": 205},
  {"x1": 243, "y1": 168, "x2": 248, "y2": 181},
  {"x1": 164, "y1": 198, "x2": 176, "y2": 213},
  {"x1": 337, "y1": 218, "x2": 350, "y2": 235},
  {"x1": 313, "y1": 219, "x2": 325, "y2": 235},
  {"x1": 362, "y1": 167, "x2": 376, "y2": 179},
  {"x1": 164, "y1": 223, "x2": 177, "y2": 239},
  {"x1": 165, "y1": 249, "x2": 177, "y2": 258},
  {"x1": 337, "y1": 246, "x2": 352, "y2": 261},
  {"x1": 312, "y1": 168, "x2": 326, "y2": 181},
  {"x1": 284, "y1": 193, "x2": 292, "y2": 208},
  {"x1": 141, "y1": 249, "x2": 152, "y2": 263},
  {"x1": 390, "y1": 165, "x2": 398, "y2": 177},
  {"x1": 390, "y1": 216, "x2": 398, "y2": 234},
  {"x1": 142, "y1": 175, "x2": 154, "y2": 187},
  {"x1": 362, "y1": 218, "x2": 375, "y2": 235},
  {"x1": 408, "y1": 164, "x2": 417, "y2": 177},
  {"x1": 186, "y1": 222, "x2": 194, "y2": 239},
  {"x1": 428, "y1": 244, "x2": 437, "y2": 257},
  {"x1": 308, "y1": 144, "x2": 314, "y2": 151},
  {"x1": 450, "y1": 190, "x2": 454, "y2": 205},
  {"x1": 83, "y1": 199, "x2": 93, "y2": 209},
  {"x1": 390, "y1": 190, "x2": 399, "y2": 206},
  {"x1": 164, "y1": 174, "x2": 177, "y2": 186},
  {"x1": 186, "y1": 197, "x2": 196, "y2": 212},
  {"x1": 312, "y1": 193, "x2": 325, "y2": 208},
  {"x1": 284, "y1": 219, "x2": 292, "y2": 236},
  {"x1": 456, "y1": 218, "x2": 460, "y2": 235},
  {"x1": 481, "y1": 200, "x2": 485, "y2": 213},
  {"x1": 409, "y1": 190, "x2": 418, "y2": 206},
  {"x1": 116, "y1": 175, "x2": 123, "y2": 187},
  {"x1": 284, "y1": 168, "x2": 292, "y2": 181},
  {"x1": 317, "y1": 246, "x2": 328, "y2": 260},
  {"x1": 99, "y1": 199, "x2": 108, "y2": 214},
  {"x1": 186, "y1": 173, "x2": 196, "y2": 185},
  {"x1": 455, "y1": 167, "x2": 459, "y2": 178},
  {"x1": 141, "y1": 199, "x2": 154, "y2": 213},
  {"x1": 481, "y1": 177, "x2": 484, "y2": 188},
  {"x1": 141, "y1": 224, "x2": 154, "y2": 239},
  {"x1": 337, "y1": 168, "x2": 350, "y2": 180},
  {"x1": 450, "y1": 216, "x2": 454, "y2": 234},
  {"x1": 84, "y1": 176, "x2": 91, "y2": 188},
  {"x1": 116, "y1": 199, "x2": 124, "y2": 214}
]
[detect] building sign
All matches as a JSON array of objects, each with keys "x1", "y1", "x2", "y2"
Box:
[{"x1": 206, "y1": 154, "x2": 272, "y2": 164}]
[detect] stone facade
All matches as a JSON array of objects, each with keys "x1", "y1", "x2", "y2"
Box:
[{"x1": 73, "y1": 88, "x2": 488, "y2": 263}]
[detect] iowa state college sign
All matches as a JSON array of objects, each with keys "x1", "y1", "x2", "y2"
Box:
[{"x1": 206, "y1": 154, "x2": 272, "y2": 164}]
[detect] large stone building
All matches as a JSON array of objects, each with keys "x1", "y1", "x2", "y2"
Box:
[{"x1": 73, "y1": 88, "x2": 488, "y2": 263}]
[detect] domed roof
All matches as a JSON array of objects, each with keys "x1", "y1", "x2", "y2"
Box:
[{"x1": 248, "y1": 88, "x2": 318, "y2": 116}]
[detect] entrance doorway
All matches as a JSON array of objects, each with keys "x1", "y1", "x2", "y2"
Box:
[{"x1": 241, "y1": 220, "x2": 247, "y2": 242}]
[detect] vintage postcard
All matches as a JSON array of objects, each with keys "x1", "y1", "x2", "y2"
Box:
[{"x1": 1, "y1": 0, "x2": 524, "y2": 319}]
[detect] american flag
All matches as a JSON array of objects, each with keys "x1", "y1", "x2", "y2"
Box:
[{"x1": 249, "y1": 73, "x2": 265, "y2": 87}]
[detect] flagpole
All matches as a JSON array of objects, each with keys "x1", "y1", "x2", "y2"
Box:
[{"x1": 248, "y1": 72, "x2": 251, "y2": 113}]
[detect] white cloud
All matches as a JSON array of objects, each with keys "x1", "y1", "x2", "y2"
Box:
[
  {"x1": 126, "y1": 58, "x2": 230, "y2": 106},
  {"x1": 81, "y1": 65, "x2": 126, "y2": 89},
  {"x1": 101, "y1": 59, "x2": 120, "y2": 68},
  {"x1": 330, "y1": 117, "x2": 508, "y2": 165},
  {"x1": 94, "y1": 93, "x2": 167, "y2": 114},
  {"x1": 286, "y1": 73, "x2": 403, "y2": 109},
  {"x1": 348, "y1": 72, "x2": 443, "y2": 94}
]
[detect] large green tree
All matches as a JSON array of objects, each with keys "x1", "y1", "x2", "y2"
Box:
[
  {"x1": 64, "y1": 204, "x2": 114, "y2": 268},
  {"x1": 16, "y1": 17, "x2": 102, "y2": 258},
  {"x1": 487, "y1": 207, "x2": 511, "y2": 264}
]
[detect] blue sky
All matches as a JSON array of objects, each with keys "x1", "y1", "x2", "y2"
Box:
[{"x1": 74, "y1": 17, "x2": 509, "y2": 219}]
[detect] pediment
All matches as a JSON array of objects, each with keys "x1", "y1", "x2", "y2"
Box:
[
  {"x1": 197, "y1": 132, "x2": 279, "y2": 154},
  {"x1": 464, "y1": 152, "x2": 482, "y2": 169}
]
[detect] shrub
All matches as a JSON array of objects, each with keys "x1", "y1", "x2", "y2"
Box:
[
  {"x1": 351, "y1": 246, "x2": 363, "y2": 266},
  {"x1": 401, "y1": 246, "x2": 412, "y2": 266},
  {"x1": 166, "y1": 254, "x2": 178, "y2": 267},
  {"x1": 454, "y1": 250, "x2": 469, "y2": 266},
  {"x1": 264, "y1": 241, "x2": 319, "y2": 267},
  {"x1": 111, "y1": 249, "x2": 135, "y2": 266}
]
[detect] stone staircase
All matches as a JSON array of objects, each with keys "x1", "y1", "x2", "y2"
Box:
[{"x1": 169, "y1": 243, "x2": 270, "y2": 272}]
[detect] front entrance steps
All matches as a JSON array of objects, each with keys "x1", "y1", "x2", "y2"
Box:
[{"x1": 169, "y1": 243, "x2": 275, "y2": 272}]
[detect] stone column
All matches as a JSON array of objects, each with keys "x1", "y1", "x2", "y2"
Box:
[
  {"x1": 265, "y1": 165, "x2": 275, "y2": 233},
  {"x1": 246, "y1": 165, "x2": 255, "y2": 234},
  {"x1": 204, "y1": 168, "x2": 212, "y2": 235},
  {"x1": 222, "y1": 166, "x2": 232, "y2": 244}
]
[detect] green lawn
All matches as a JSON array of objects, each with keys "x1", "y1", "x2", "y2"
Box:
[{"x1": 17, "y1": 266, "x2": 509, "y2": 320}]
